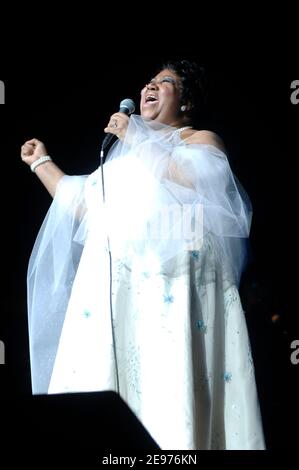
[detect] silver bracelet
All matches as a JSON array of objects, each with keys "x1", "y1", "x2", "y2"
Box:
[{"x1": 30, "y1": 155, "x2": 52, "y2": 173}]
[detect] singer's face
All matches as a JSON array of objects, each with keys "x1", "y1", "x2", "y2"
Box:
[{"x1": 140, "y1": 69, "x2": 183, "y2": 126}]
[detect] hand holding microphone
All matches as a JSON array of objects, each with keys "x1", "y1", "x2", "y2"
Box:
[{"x1": 103, "y1": 98, "x2": 135, "y2": 150}]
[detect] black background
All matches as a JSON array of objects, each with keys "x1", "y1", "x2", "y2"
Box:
[{"x1": 0, "y1": 14, "x2": 298, "y2": 464}]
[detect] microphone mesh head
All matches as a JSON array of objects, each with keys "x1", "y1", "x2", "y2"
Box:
[{"x1": 119, "y1": 98, "x2": 135, "y2": 114}]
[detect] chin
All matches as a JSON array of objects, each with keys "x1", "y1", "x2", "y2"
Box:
[
  {"x1": 141, "y1": 108, "x2": 158, "y2": 121},
  {"x1": 141, "y1": 112, "x2": 153, "y2": 121}
]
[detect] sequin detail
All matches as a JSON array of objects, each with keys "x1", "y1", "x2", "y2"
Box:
[
  {"x1": 83, "y1": 310, "x2": 91, "y2": 318},
  {"x1": 163, "y1": 294, "x2": 174, "y2": 304},
  {"x1": 196, "y1": 320, "x2": 207, "y2": 332},
  {"x1": 223, "y1": 371, "x2": 232, "y2": 382}
]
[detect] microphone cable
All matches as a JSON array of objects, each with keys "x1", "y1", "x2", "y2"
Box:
[
  {"x1": 100, "y1": 142, "x2": 120, "y2": 395},
  {"x1": 99, "y1": 99, "x2": 135, "y2": 395}
]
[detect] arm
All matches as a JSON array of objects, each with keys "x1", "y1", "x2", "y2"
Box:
[
  {"x1": 21, "y1": 138, "x2": 65, "y2": 198},
  {"x1": 182, "y1": 129, "x2": 226, "y2": 152},
  {"x1": 168, "y1": 130, "x2": 226, "y2": 188}
]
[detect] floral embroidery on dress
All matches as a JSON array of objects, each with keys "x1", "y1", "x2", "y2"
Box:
[
  {"x1": 141, "y1": 271, "x2": 150, "y2": 279},
  {"x1": 224, "y1": 287, "x2": 239, "y2": 312},
  {"x1": 196, "y1": 319, "x2": 207, "y2": 333},
  {"x1": 223, "y1": 371, "x2": 232, "y2": 382},
  {"x1": 118, "y1": 342, "x2": 142, "y2": 415},
  {"x1": 163, "y1": 294, "x2": 174, "y2": 304},
  {"x1": 126, "y1": 346, "x2": 141, "y2": 392},
  {"x1": 82, "y1": 310, "x2": 91, "y2": 318},
  {"x1": 191, "y1": 250, "x2": 200, "y2": 260}
]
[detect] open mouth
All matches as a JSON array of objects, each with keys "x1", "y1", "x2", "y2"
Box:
[{"x1": 145, "y1": 94, "x2": 158, "y2": 104}]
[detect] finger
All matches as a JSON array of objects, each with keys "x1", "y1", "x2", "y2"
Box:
[
  {"x1": 21, "y1": 143, "x2": 33, "y2": 155},
  {"x1": 110, "y1": 113, "x2": 122, "y2": 120},
  {"x1": 104, "y1": 126, "x2": 117, "y2": 134},
  {"x1": 23, "y1": 142, "x2": 33, "y2": 148},
  {"x1": 24, "y1": 138, "x2": 40, "y2": 145},
  {"x1": 111, "y1": 112, "x2": 128, "y2": 120},
  {"x1": 107, "y1": 119, "x2": 118, "y2": 129}
]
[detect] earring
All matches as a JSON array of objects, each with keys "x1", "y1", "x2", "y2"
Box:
[{"x1": 180, "y1": 105, "x2": 187, "y2": 112}]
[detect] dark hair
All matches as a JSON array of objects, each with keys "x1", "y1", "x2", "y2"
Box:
[{"x1": 159, "y1": 59, "x2": 208, "y2": 126}]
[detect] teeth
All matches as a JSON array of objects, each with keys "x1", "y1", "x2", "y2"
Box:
[{"x1": 146, "y1": 95, "x2": 157, "y2": 102}]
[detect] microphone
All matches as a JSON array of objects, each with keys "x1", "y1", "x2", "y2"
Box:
[{"x1": 101, "y1": 98, "x2": 135, "y2": 151}]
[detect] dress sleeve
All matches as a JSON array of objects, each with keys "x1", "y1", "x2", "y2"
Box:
[
  {"x1": 167, "y1": 142, "x2": 252, "y2": 284},
  {"x1": 27, "y1": 175, "x2": 89, "y2": 394}
]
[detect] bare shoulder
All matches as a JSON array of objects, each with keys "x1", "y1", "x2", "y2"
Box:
[{"x1": 182, "y1": 129, "x2": 226, "y2": 152}]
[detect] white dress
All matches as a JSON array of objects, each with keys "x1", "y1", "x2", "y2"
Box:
[{"x1": 27, "y1": 116, "x2": 265, "y2": 450}]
